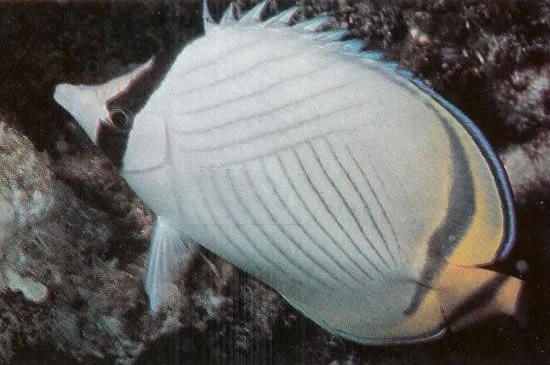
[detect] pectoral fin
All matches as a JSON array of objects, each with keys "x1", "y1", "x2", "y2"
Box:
[{"x1": 145, "y1": 216, "x2": 198, "y2": 312}]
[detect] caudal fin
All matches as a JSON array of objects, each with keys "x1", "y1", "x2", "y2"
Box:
[
  {"x1": 494, "y1": 274, "x2": 528, "y2": 329},
  {"x1": 435, "y1": 264, "x2": 527, "y2": 332}
]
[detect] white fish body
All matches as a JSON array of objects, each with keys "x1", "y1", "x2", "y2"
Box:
[{"x1": 54, "y1": 2, "x2": 523, "y2": 344}]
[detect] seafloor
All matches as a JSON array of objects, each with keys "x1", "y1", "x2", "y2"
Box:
[{"x1": 0, "y1": 0, "x2": 549, "y2": 364}]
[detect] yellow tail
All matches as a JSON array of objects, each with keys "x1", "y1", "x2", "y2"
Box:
[{"x1": 435, "y1": 263, "x2": 527, "y2": 332}]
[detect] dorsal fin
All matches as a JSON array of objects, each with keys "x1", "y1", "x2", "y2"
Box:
[
  {"x1": 381, "y1": 61, "x2": 400, "y2": 72},
  {"x1": 395, "y1": 68, "x2": 415, "y2": 79},
  {"x1": 339, "y1": 39, "x2": 365, "y2": 55},
  {"x1": 211, "y1": 2, "x2": 417, "y2": 85},
  {"x1": 360, "y1": 50, "x2": 383, "y2": 61},
  {"x1": 202, "y1": 0, "x2": 217, "y2": 32},
  {"x1": 293, "y1": 15, "x2": 333, "y2": 32},
  {"x1": 261, "y1": 5, "x2": 300, "y2": 27},
  {"x1": 314, "y1": 28, "x2": 349, "y2": 42},
  {"x1": 220, "y1": 2, "x2": 237, "y2": 26},
  {"x1": 237, "y1": 0, "x2": 269, "y2": 25}
]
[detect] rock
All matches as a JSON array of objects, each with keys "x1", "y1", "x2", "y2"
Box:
[
  {"x1": 502, "y1": 130, "x2": 550, "y2": 205},
  {"x1": 0, "y1": 124, "x2": 152, "y2": 364},
  {"x1": 0, "y1": 124, "x2": 54, "y2": 242},
  {"x1": 4, "y1": 269, "x2": 48, "y2": 303}
]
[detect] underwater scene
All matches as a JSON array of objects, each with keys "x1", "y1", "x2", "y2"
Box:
[{"x1": 1, "y1": 0, "x2": 549, "y2": 364}]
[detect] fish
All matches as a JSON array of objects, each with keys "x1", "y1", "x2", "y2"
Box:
[{"x1": 53, "y1": 0, "x2": 525, "y2": 345}]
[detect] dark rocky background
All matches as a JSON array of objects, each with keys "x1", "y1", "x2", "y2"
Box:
[{"x1": 0, "y1": 0, "x2": 549, "y2": 364}]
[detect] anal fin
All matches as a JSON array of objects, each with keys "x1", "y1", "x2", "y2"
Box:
[
  {"x1": 145, "y1": 216, "x2": 198, "y2": 312},
  {"x1": 435, "y1": 264, "x2": 526, "y2": 332}
]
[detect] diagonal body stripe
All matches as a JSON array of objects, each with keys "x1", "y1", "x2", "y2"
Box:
[
  {"x1": 344, "y1": 145, "x2": 409, "y2": 266},
  {"x1": 206, "y1": 169, "x2": 304, "y2": 287},
  {"x1": 186, "y1": 129, "x2": 353, "y2": 169},
  {"x1": 180, "y1": 102, "x2": 364, "y2": 153},
  {"x1": 172, "y1": 36, "x2": 261, "y2": 76},
  {"x1": 225, "y1": 168, "x2": 328, "y2": 287},
  {"x1": 291, "y1": 147, "x2": 386, "y2": 277},
  {"x1": 190, "y1": 174, "x2": 267, "y2": 275},
  {"x1": 322, "y1": 137, "x2": 399, "y2": 267},
  {"x1": 243, "y1": 164, "x2": 346, "y2": 289},
  {"x1": 307, "y1": 141, "x2": 393, "y2": 270},
  {"x1": 174, "y1": 78, "x2": 353, "y2": 135},
  {"x1": 260, "y1": 157, "x2": 371, "y2": 287},
  {"x1": 174, "y1": 55, "x2": 334, "y2": 115},
  {"x1": 177, "y1": 46, "x2": 316, "y2": 98},
  {"x1": 275, "y1": 153, "x2": 376, "y2": 281}
]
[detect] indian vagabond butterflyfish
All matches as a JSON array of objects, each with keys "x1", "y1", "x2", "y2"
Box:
[{"x1": 53, "y1": 0, "x2": 525, "y2": 345}]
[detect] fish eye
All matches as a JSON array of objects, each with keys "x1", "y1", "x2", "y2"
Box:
[{"x1": 108, "y1": 108, "x2": 133, "y2": 130}]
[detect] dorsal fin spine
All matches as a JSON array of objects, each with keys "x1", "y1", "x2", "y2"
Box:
[
  {"x1": 261, "y1": 5, "x2": 300, "y2": 27},
  {"x1": 361, "y1": 50, "x2": 383, "y2": 61},
  {"x1": 213, "y1": 2, "x2": 418, "y2": 88},
  {"x1": 220, "y1": 2, "x2": 237, "y2": 26},
  {"x1": 237, "y1": 0, "x2": 269, "y2": 25},
  {"x1": 202, "y1": 0, "x2": 217, "y2": 32},
  {"x1": 294, "y1": 15, "x2": 333, "y2": 32},
  {"x1": 339, "y1": 39, "x2": 365, "y2": 54},
  {"x1": 314, "y1": 29, "x2": 349, "y2": 42}
]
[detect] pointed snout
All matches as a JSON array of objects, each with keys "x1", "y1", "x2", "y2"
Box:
[{"x1": 53, "y1": 83, "x2": 108, "y2": 144}]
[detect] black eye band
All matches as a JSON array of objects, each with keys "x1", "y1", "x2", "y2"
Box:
[{"x1": 97, "y1": 107, "x2": 134, "y2": 168}]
